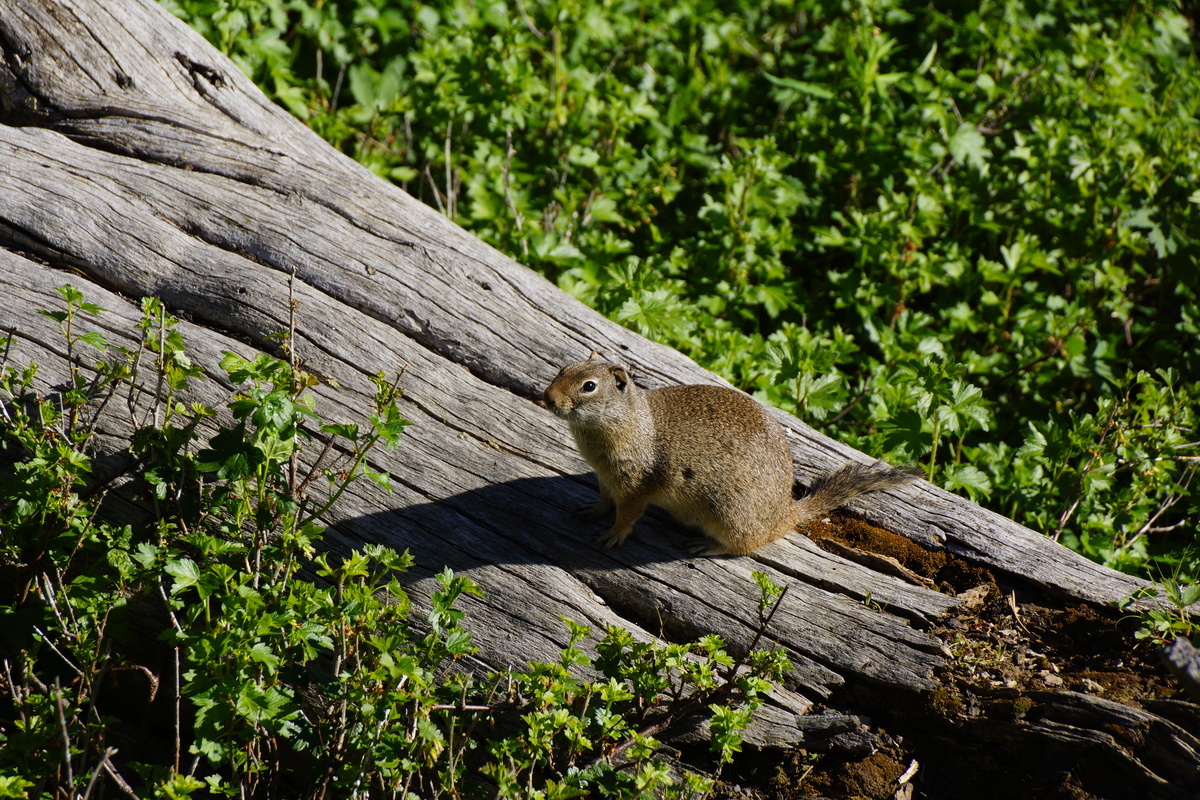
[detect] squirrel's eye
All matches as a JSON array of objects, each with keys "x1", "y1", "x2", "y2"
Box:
[{"x1": 581, "y1": 380, "x2": 597, "y2": 393}]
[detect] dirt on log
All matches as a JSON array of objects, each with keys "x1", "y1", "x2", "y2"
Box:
[{"x1": 1, "y1": 1, "x2": 1197, "y2": 797}]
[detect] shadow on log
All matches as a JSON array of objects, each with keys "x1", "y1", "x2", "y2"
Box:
[{"x1": 1, "y1": 1, "x2": 1197, "y2": 797}]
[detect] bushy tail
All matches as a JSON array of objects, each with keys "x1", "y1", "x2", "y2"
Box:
[{"x1": 795, "y1": 461, "x2": 920, "y2": 521}]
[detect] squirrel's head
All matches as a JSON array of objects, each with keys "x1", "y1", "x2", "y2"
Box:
[{"x1": 543, "y1": 352, "x2": 636, "y2": 426}]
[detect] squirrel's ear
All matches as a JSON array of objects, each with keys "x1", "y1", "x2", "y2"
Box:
[
  {"x1": 610, "y1": 367, "x2": 629, "y2": 391},
  {"x1": 587, "y1": 350, "x2": 603, "y2": 362}
]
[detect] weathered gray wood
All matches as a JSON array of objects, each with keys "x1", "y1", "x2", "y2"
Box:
[
  {"x1": 1016, "y1": 692, "x2": 1200, "y2": 800},
  {"x1": 1, "y1": 0, "x2": 1195, "y2": 786},
  {"x1": 1162, "y1": 638, "x2": 1200, "y2": 703}
]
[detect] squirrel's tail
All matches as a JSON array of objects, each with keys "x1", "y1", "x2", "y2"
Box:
[{"x1": 794, "y1": 461, "x2": 920, "y2": 521}]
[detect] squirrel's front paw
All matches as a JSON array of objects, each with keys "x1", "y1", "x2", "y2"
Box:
[
  {"x1": 575, "y1": 497, "x2": 614, "y2": 521},
  {"x1": 594, "y1": 527, "x2": 630, "y2": 550}
]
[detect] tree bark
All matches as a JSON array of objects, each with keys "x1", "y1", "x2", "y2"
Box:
[{"x1": 1, "y1": 0, "x2": 1196, "y2": 795}]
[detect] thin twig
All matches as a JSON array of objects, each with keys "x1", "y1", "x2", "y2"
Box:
[
  {"x1": 430, "y1": 703, "x2": 494, "y2": 712},
  {"x1": 159, "y1": 583, "x2": 186, "y2": 773},
  {"x1": 331, "y1": 61, "x2": 348, "y2": 111},
  {"x1": 33, "y1": 626, "x2": 83, "y2": 679},
  {"x1": 744, "y1": 584, "x2": 790, "y2": 658},
  {"x1": 444, "y1": 119, "x2": 456, "y2": 219},
  {"x1": 423, "y1": 165, "x2": 446, "y2": 214},
  {"x1": 1128, "y1": 464, "x2": 1197, "y2": 546},
  {"x1": 154, "y1": 308, "x2": 167, "y2": 428},
  {"x1": 102, "y1": 757, "x2": 143, "y2": 800},
  {"x1": 54, "y1": 678, "x2": 76, "y2": 788},
  {"x1": 502, "y1": 128, "x2": 528, "y2": 257},
  {"x1": 293, "y1": 436, "x2": 336, "y2": 502},
  {"x1": 512, "y1": 0, "x2": 544, "y2": 37},
  {"x1": 81, "y1": 747, "x2": 120, "y2": 800},
  {"x1": 287, "y1": 263, "x2": 301, "y2": 498},
  {"x1": 1053, "y1": 386, "x2": 1122, "y2": 541},
  {"x1": 830, "y1": 386, "x2": 871, "y2": 425}
]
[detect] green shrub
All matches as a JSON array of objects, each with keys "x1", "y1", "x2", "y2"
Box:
[{"x1": 0, "y1": 287, "x2": 787, "y2": 797}]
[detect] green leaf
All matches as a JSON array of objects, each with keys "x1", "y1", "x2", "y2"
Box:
[
  {"x1": 247, "y1": 641, "x2": 281, "y2": 674},
  {"x1": 219, "y1": 351, "x2": 257, "y2": 384},
  {"x1": 322, "y1": 422, "x2": 360, "y2": 440},
  {"x1": 948, "y1": 123, "x2": 988, "y2": 171},
  {"x1": 762, "y1": 72, "x2": 834, "y2": 99},
  {"x1": 253, "y1": 391, "x2": 295, "y2": 431},
  {"x1": 365, "y1": 469, "x2": 393, "y2": 492},
  {"x1": 76, "y1": 330, "x2": 109, "y2": 350},
  {"x1": 0, "y1": 776, "x2": 36, "y2": 798},
  {"x1": 916, "y1": 43, "x2": 937, "y2": 75},
  {"x1": 942, "y1": 464, "x2": 993, "y2": 501},
  {"x1": 878, "y1": 409, "x2": 931, "y2": 459},
  {"x1": 348, "y1": 62, "x2": 382, "y2": 109},
  {"x1": 195, "y1": 423, "x2": 264, "y2": 479},
  {"x1": 55, "y1": 285, "x2": 84, "y2": 305},
  {"x1": 165, "y1": 558, "x2": 201, "y2": 595}
]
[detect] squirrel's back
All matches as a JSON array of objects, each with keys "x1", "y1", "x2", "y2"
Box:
[{"x1": 643, "y1": 384, "x2": 796, "y2": 539}]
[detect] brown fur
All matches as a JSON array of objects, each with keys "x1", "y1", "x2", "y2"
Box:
[{"x1": 543, "y1": 353, "x2": 918, "y2": 555}]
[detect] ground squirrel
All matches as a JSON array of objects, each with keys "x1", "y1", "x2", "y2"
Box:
[{"x1": 543, "y1": 352, "x2": 918, "y2": 556}]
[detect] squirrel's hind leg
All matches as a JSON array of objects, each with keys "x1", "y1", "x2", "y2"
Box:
[
  {"x1": 683, "y1": 536, "x2": 736, "y2": 556},
  {"x1": 687, "y1": 516, "x2": 794, "y2": 557},
  {"x1": 683, "y1": 519, "x2": 749, "y2": 556}
]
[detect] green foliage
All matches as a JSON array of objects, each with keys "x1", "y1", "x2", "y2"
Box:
[
  {"x1": 0, "y1": 287, "x2": 787, "y2": 797},
  {"x1": 1119, "y1": 569, "x2": 1200, "y2": 646},
  {"x1": 486, "y1": 602, "x2": 789, "y2": 798},
  {"x1": 159, "y1": 0, "x2": 1200, "y2": 580}
]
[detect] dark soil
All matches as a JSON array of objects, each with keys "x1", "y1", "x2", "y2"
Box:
[{"x1": 709, "y1": 514, "x2": 1197, "y2": 800}]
